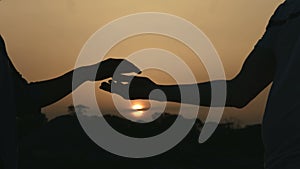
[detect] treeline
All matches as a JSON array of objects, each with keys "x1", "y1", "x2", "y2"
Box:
[{"x1": 15, "y1": 113, "x2": 264, "y2": 169}]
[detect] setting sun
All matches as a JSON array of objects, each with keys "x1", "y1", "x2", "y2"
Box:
[
  {"x1": 131, "y1": 102, "x2": 149, "y2": 118},
  {"x1": 132, "y1": 111, "x2": 144, "y2": 117},
  {"x1": 132, "y1": 104, "x2": 143, "y2": 111}
]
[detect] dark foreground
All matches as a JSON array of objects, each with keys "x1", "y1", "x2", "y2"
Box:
[{"x1": 5, "y1": 113, "x2": 264, "y2": 169}]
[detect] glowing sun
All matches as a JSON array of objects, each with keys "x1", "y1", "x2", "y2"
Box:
[
  {"x1": 132, "y1": 104, "x2": 143, "y2": 111},
  {"x1": 131, "y1": 103, "x2": 145, "y2": 117},
  {"x1": 132, "y1": 111, "x2": 144, "y2": 117}
]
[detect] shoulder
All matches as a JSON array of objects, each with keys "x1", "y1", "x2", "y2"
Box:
[{"x1": 267, "y1": 1, "x2": 300, "y2": 28}]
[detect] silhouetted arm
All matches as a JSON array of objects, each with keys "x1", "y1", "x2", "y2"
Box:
[
  {"x1": 0, "y1": 35, "x2": 141, "y2": 109},
  {"x1": 27, "y1": 69, "x2": 83, "y2": 108},
  {"x1": 101, "y1": 46, "x2": 276, "y2": 108},
  {"x1": 159, "y1": 47, "x2": 276, "y2": 108},
  {"x1": 28, "y1": 59, "x2": 141, "y2": 108}
]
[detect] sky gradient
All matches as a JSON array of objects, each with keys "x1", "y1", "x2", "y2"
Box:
[{"x1": 0, "y1": 0, "x2": 284, "y2": 124}]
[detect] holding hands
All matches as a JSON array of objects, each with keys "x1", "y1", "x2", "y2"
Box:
[
  {"x1": 83, "y1": 58, "x2": 141, "y2": 81},
  {"x1": 100, "y1": 75, "x2": 159, "y2": 100}
]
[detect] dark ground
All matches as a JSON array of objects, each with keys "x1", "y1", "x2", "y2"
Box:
[{"x1": 13, "y1": 113, "x2": 264, "y2": 169}]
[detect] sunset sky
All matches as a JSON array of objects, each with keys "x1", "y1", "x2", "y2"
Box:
[{"x1": 0, "y1": 0, "x2": 284, "y2": 124}]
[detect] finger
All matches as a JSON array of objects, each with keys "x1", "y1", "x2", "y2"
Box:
[
  {"x1": 100, "y1": 81, "x2": 126, "y2": 92},
  {"x1": 112, "y1": 75, "x2": 135, "y2": 83},
  {"x1": 100, "y1": 81, "x2": 130, "y2": 99},
  {"x1": 100, "y1": 82, "x2": 112, "y2": 92},
  {"x1": 107, "y1": 79, "x2": 118, "y2": 85}
]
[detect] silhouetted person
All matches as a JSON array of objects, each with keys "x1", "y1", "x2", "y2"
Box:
[
  {"x1": 101, "y1": 1, "x2": 300, "y2": 168},
  {"x1": 0, "y1": 35, "x2": 140, "y2": 169}
]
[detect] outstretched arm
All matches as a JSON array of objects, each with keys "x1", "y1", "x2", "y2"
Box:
[
  {"x1": 101, "y1": 46, "x2": 276, "y2": 108},
  {"x1": 29, "y1": 59, "x2": 141, "y2": 108},
  {"x1": 160, "y1": 47, "x2": 275, "y2": 108},
  {"x1": 0, "y1": 35, "x2": 140, "y2": 109},
  {"x1": 27, "y1": 68, "x2": 82, "y2": 108}
]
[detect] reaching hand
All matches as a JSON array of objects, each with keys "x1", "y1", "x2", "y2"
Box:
[
  {"x1": 100, "y1": 76, "x2": 159, "y2": 100},
  {"x1": 26, "y1": 58, "x2": 141, "y2": 107},
  {"x1": 84, "y1": 58, "x2": 141, "y2": 81}
]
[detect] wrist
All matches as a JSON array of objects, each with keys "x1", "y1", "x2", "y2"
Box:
[
  {"x1": 149, "y1": 84, "x2": 168, "y2": 102},
  {"x1": 158, "y1": 84, "x2": 180, "y2": 102}
]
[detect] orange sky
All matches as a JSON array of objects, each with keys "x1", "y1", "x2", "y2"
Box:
[{"x1": 0, "y1": 0, "x2": 284, "y2": 124}]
